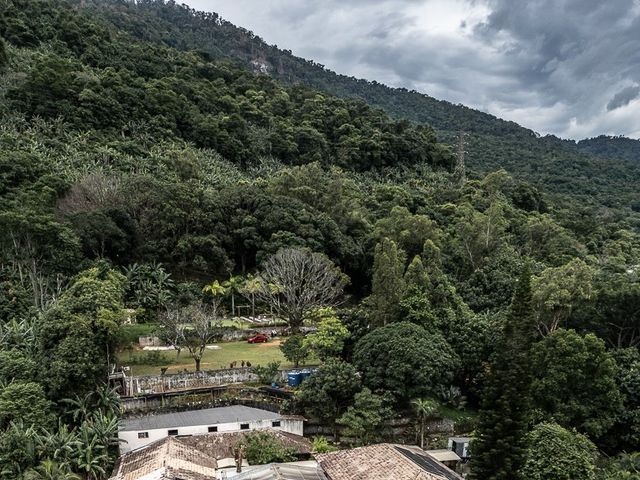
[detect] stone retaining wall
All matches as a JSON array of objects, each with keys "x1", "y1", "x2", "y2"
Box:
[{"x1": 125, "y1": 367, "x2": 315, "y2": 395}]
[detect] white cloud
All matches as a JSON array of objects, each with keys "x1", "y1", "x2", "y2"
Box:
[{"x1": 183, "y1": 0, "x2": 640, "y2": 139}]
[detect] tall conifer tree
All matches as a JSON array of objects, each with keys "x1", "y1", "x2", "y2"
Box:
[
  {"x1": 471, "y1": 264, "x2": 537, "y2": 480},
  {"x1": 370, "y1": 238, "x2": 405, "y2": 327}
]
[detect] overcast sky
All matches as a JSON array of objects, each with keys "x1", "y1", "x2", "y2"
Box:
[{"x1": 183, "y1": 0, "x2": 640, "y2": 140}]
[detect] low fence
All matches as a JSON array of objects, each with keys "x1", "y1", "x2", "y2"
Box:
[
  {"x1": 124, "y1": 367, "x2": 316, "y2": 396},
  {"x1": 126, "y1": 368, "x2": 260, "y2": 395}
]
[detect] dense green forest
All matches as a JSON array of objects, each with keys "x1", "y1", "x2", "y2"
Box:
[
  {"x1": 578, "y1": 135, "x2": 640, "y2": 163},
  {"x1": 76, "y1": 0, "x2": 640, "y2": 220},
  {"x1": 0, "y1": 1, "x2": 639, "y2": 479}
]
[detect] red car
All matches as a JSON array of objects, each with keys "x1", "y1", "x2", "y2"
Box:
[{"x1": 247, "y1": 334, "x2": 269, "y2": 344}]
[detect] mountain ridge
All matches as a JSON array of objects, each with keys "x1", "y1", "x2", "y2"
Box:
[
  {"x1": 79, "y1": 0, "x2": 640, "y2": 146},
  {"x1": 76, "y1": 0, "x2": 640, "y2": 220}
]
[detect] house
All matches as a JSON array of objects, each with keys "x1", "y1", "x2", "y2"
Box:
[
  {"x1": 111, "y1": 429, "x2": 314, "y2": 480},
  {"x1": 425, "y1": 449, "x2": 462, "y2": 472},
  {"x1": 316, "y1": 443, "x2": 464, "y2": 480},
  {"x1": 447, "y1": 437, "x2": 471, "y2": 460},
  {"x1": 119, "y1": 405, "x2": 304, "y2": 453}
]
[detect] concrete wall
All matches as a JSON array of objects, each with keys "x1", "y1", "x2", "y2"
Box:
[
  {"x1": 280, "y1": 417, "x2": 304, "y2": 436},
  {"x1": 119, "y1": 417, "x2": 304, "y2": 453},
  {"x1": 304, "y1": 416, "x2": 455, "y2": 444}
]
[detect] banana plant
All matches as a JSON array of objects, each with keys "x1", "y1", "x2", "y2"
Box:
[{"x1": 23, "y1": 460, "x2": 80, "y2": 480}]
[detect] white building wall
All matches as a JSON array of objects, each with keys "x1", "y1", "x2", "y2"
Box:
[
  {"x1": 280, "y1": 418, "x2": 304, "y2": 436},
  {"x1": 119, "y1": 418, "x2": 304, "y2": 453}
]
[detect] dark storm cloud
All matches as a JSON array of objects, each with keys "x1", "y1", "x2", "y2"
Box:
[
  {"x1": 465, "y1": 0, "x2": 640, "y2": 136},
  {"x1": 185, "y1": 0, "x2": 640, "y2": 138},
  {"x1": 607, "y1": 86, "x2": 640, "y2": 111}
]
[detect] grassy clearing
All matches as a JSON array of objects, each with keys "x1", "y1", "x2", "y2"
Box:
[
  {"x1": 437, "y1": 405, "x2": 478, "y2": 433},
  {"x1": 118, "y1": 323, "x2": 158, "y2": 346},
  {"x1": 219, "y1": 318, "x2": 256, "y2": 329},
  {"x1": 118, "y1": 339, "x2": 318, "y2": 376}
]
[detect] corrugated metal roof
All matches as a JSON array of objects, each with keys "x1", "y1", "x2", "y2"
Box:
[
  {"x1": 120, "y1": 406, "x2": 281, "y2": 431},
  {"x1": 395, "y1": 446, "x2": 462, "y2": 480},
  {"x1": 225, "y1": 463, "x2": 327, "y2": 480},
  {"x1": 425, "y1": 450, "x2": 461, "y2": 463}
]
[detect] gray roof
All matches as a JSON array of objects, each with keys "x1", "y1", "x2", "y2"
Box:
[
  {"x1": 448, "y1": 437, "x2": 471, "y2": 443},
  {"x1": 226, "y1": 463, "x2": 327, "y2": 480},
  {"x1": 120, "y1": 406, "x2": 281, "y2": 432}
]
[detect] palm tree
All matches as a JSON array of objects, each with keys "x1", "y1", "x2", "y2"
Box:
[
  {"x1": 411, "y1": 398, "x2": 439, "y2": 450},
  {"x1": 24, "y1": 460, "x2": 80, "y2": 480},
  {"x1": 223, "y1": 275, "x2": 243, "y2": 317},
  {"x1": 203, "y1": 281, "x2": 228, "y2": 317},
  {"x1": 240, "y1": 275, "x2": 262, "y2": 319}
]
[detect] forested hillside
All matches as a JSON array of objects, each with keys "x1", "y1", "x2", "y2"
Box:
[
  {"x1": 0, "y1": 1, "x2": 639, "y2": 479},
  {"x1": 578, "y1": 135, "x2": 640, "y2": 163},
  {"x1": 76, "y1": 0, "x2": 640, "y2": 221}
]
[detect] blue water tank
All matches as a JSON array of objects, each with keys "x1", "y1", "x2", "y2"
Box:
[{"x1": 287, "y1": 371, "x2": 303, "y2": 387}]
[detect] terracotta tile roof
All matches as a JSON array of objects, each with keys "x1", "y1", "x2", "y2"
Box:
[
  {"x1": 316, "y1": 444, "x2": 463, "y2": 480},
  {"x1": 111, "y1": 429, "x2": 312, "y2": 480},
  {"x1": 179, "y1": 428, "x2": 313, "y2": 460},
  {"x1": 110, "y1": 436, "x2": 217, "y2": 480}
]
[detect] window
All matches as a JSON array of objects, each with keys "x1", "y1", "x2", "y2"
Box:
[
  {"x1": 138, "y1": 432, "x2": 149, "y2": 439},
  {"x1": 240, "y1": 423, "x2": 250, "y2": 430},
  {"x1": 168, "y1": 429, "x2": 178, "y2": 436},
  {"x1": 271, "y1": 421, "x2": 281, "y2": 428},
  {"x1": 208, "y1": 426, "x2": 218, "y2": 433}
]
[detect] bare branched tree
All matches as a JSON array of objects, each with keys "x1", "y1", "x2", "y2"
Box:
[
  {"x1": 158, "y1": 302, "x2": 220, "y2": 371},
  {"x1": 255, "y1": 248, "x2": 348, "y2": 333},
  {"x1": 57, "y1": 173, "x2": 121, "y2": 216},
  {"x1": 3, "y1": 217, "x2": 69, "y2": 311},
  {"x1": 157, "y1": 308, "x2": 187, "y2": 360}
]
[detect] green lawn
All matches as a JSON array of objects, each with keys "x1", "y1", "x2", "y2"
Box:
[
  {"x1": 118, "y1": 339, "x2": 317, "y2": 376},
  {"x1": 219, "y1": 318, "x2": 252, "y2": 329},
  {"x1": 437, "y1": 405, "x2": 478, "y2": 433}
]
